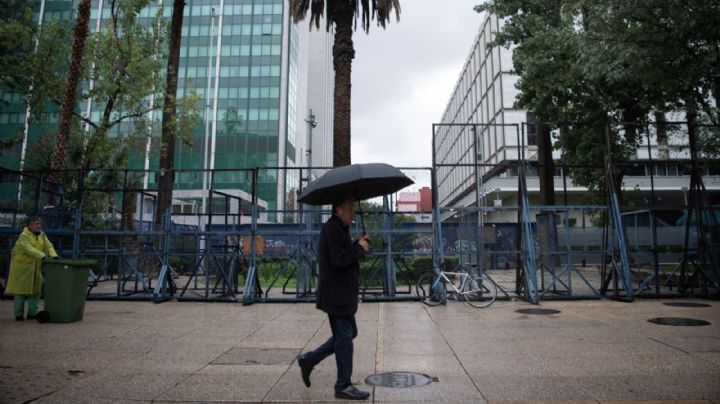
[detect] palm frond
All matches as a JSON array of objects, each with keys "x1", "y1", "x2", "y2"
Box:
[
  {"x1": 289, "y1": 0, "x2": 327, "y2": 30},
  {"x1": 311, "y1": 0, "x2": 325, "y2": 30},
  {"x1": 369, "y1": 0, "x2": 400, "y2": 31},
  {"x1": 290, "y1": 0, "x2": 401, "y2": 33}
]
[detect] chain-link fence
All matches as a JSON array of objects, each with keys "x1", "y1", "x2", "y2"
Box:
[
  {"x1": 0, "y1": 166, "x2": 437, "y2": 303},
  {"x1": 432, "y1": 121, "x2": 719, "y2": 302},
  {"x1": 1, "y1": 120, "x2": 717, "y2": 303}
]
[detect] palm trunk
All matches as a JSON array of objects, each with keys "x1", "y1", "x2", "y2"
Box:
[
  {"x1": 48, "y1": 0, "x2": 91, "y2": 204},
  {"x1": 155, "y1": 0, "x2": 185, "y2": 227},
  {"x1": 331, "y1": 0, "x2": 355, "y2": 167}
]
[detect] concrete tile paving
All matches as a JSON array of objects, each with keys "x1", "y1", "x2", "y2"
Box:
[{"x1": 1, "y1": 298, "x2": 719, "y2": 403}]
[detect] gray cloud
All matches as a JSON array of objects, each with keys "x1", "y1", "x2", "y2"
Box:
[{"x1": 351, "y1": 0, "x2": 482, "y2": 167}]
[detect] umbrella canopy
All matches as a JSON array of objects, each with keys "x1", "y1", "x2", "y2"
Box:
[{"x1": 298, "y1": 163, "x2": 414, "y2": 205}]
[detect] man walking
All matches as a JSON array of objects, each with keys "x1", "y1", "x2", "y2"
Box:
[{"x1": 297, "y1": 197, "x2": 371, "y2": 400}]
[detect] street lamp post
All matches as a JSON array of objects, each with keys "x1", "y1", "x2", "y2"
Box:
[
  {"x1": 305, "y1": 109, "x2": 317, "y2": 180},
  {"x1": 201, "y1": 8, "x2": 216, "y2": 217}
]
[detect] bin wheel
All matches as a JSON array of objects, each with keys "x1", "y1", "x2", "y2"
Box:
[{"x1": 36, "y1": 311, "x2": 50, "y2": 323}]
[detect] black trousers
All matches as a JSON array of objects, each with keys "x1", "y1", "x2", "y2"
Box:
[{"x1": 304, "y1": 314, "x2": 358, "y2": 392}]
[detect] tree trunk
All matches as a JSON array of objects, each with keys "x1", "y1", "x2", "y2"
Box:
[
  {"x1": 155, "y1": 0, "x2": 185, "y2": 227},
  {"x1": 48, "y1": 0, "x2": 91, "y2": 204},
  {"x1": 331, "y1": 0, "x2": 354, "y2": 167},
  {"x1": 537, "y1": 121, "x2": 555, "y2": 206}
]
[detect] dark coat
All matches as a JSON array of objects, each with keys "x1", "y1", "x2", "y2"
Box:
[{"x1": 316, "y1": 214, "x2": 365, "y2": 316}]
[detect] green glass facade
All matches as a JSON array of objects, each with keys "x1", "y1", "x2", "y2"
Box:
[{"x1": 0, "y1": 0, "x2": 311, "y2": 215}]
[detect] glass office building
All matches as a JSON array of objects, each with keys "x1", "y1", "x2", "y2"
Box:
[{"x1": 0, "y1": 0, "x2": 334, "y2": 216}]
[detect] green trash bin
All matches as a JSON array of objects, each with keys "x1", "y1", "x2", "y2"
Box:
[{"x1": 42, "y1": 258, "x2": 96, "y2": 323}]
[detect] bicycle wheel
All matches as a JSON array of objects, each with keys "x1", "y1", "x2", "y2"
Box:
[
  {"x1": 416, "y1": 273, "x2": 446, "y2": 306},
  {"x1": 462, "y1": 272, "x2": 498, "y2": 308}
]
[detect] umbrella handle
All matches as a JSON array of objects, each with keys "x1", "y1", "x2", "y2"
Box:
[
  {"x1": 357, "y1": 202, "x2": 371, "y2": 243},
  {"x1": 358, "y1": 202, "x2": 366, "y2": 235}
]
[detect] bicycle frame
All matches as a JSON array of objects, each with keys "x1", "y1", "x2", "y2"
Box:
[
  {"x1": 433, "y1": 271, "x2": 472, "y2": 298},
  {"x1": 418, "y1": 265, "x2": 498, "y2": 307}
]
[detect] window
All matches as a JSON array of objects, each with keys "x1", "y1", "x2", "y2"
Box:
[{"x1": 623, "y1": 164, "x2": 646, "y2": 176}]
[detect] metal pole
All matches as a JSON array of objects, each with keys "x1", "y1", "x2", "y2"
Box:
[
  {"x1": 646, "y1": 121, "x2": 660, "y2": 294},
  {"x1": 201, "y1": 9, "x2": 216, "y2": 216},
  {"x1": 143, "y1": 0, "x2": 164, "y2": 192},
  {"x1": 305, "y1": 109, "x2": 316, "y2": 179},
  {"x1": 431, "y1": 125, "x2": 444, "y2": 274},
  {"x1": 472, "y1": 125, "x2": 482, "y2": 269},
  {"x1": 17, "y1": 0, "x2": 46, "y2": 201},
  {"x1": 82, "y1": 0, "x2": 104, "y2": 136},
  {"x1": 208, "y1": 0, "x2": 225, "y2": 179}
]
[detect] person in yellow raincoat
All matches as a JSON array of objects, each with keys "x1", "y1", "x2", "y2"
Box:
[{"x1": 5, "y1": 216, "x2": 59, "y2": 321}]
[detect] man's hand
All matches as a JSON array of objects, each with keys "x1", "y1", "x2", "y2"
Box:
[
  {"x1": 358, "y1": 238, "x2": 369, "y2": 252},
  {"x1": 357, "y1": 232, "x2": 370, "y2": 252}
]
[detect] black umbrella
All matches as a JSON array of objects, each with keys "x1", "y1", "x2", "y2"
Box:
[{"x1": 298, "y1": 163, "x2": 414, "y2": 231}]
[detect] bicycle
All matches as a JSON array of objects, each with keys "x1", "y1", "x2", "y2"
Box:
[{"x1": 416, "y1": 264, "x2": 498, "y2": 308}]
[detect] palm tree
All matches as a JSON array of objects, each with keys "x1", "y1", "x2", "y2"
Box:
[
  {"x1": 289, "y1": 0, "x2": 400, "y2": 167},
  {"x1": 155, "y1": 0, "x2": 185, "y2": 227},
  {"x1": 48, "y1": 0, "x2": 91, "y2": 205}
]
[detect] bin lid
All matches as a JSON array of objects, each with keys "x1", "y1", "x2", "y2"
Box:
[{"x1": 44, "y1": 258, "x2": 97, "y2": 267}]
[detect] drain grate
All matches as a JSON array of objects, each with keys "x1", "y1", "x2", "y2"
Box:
[
  {"x1": 515, "y1": 308, "x2": 561, "y2": 315},
  {"x1": 648, "y1": 317, "x2": 711, "y2": 326},
  {"x1": 365, "y1": 372, "x2": 435, "y2": 388},
  {"x1": 663, "y1": 302, "x2": 711, "y2": 308},
  {"x1": 212, "y1": 348, "x2": 300, "y2": 365}
]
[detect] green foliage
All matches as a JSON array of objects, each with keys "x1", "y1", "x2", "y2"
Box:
[
  {"x1": 0, "y1": 1, "x2": 202, "y2": 219},
  {"x1": 356, "y1": 200, "x2": 416, "y2": 252},
  {"x1": 475, "y1": 0, "x2": 720, "y2": 192},
  {"x1": 2, "y1": 1, "x2": 201, "y2": 175},
  {"x1": 0, "y1": 9, "x2": 71, "y2": 115},
  {"x1": 0, "y1": 1, "x2": 37, "y2": 98}
]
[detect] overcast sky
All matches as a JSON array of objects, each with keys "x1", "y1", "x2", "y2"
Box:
[{"x1": 350, "y1": 0, "x2": 483, "y2": 168}]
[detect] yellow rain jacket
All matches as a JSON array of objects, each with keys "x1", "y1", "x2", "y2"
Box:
[{"x1": 5, "y1": 227, "x2": 58, "y2": 295}]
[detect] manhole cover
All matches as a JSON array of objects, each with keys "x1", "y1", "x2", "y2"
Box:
[
  {"x1": 648, "y1": 317, "x2": 711, "y2": 326},
  {"x1": 365, "y1": 372, "x2": 435, "y2": 388},
  {"x1": 663, "y1": 302, "x2": 711, "y2": 308},
  {"x1": 515, "y1": 308, "x2": 561, "y2": 315}
]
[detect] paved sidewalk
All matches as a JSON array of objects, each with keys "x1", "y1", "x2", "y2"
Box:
[{"x1": 1, "y1": 298, "x2": 719, "y2": 403}]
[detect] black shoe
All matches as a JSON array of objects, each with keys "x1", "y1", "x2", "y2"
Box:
[
  {"x1": 297, "y1": 354, "x2": 314, "y2": 388},
  {"x1": 15, "y1": 315, "x2": 24, "y2": 321},
  {"x1": 27, "y1": 313, "x2": 37, "y2": 320},
  {"x1": 335, "y1": 385, "x2": 370, "y2": 400}
]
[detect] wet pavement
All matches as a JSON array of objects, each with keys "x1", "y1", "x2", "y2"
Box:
[{"x1": 1, "y1": 298, "x2": 719, "y2": 403}]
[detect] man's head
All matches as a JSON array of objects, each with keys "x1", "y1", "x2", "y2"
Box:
[
  {"x1": 26, "y1": 216, "x2": 42, "y2": 233},
  {"x1": 332, "y1": 197, "x2": 355, "y2": 226}
]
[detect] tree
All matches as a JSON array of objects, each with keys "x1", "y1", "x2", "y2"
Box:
[
  {"x1": 3, "y1": 1, "x2": 200, "y2": 226},
  {"x1": 155, "y1": 0, "x2": 186, "y2": 227},
  {"x1": 289, "y1": 0, "x2": 400, "y2": 167},
  {"x1": 48, "y1": 0, "x2": 91, "y2": 202},
  {"x1": 475, "y1": 0, "x2": 720, "y2": 200},
  {"x1": 0, "y1": 2, "x2": 70, "y2": 158},
  {"x1": 0, "y1": 1, "x2": 39, "y2": 102}
]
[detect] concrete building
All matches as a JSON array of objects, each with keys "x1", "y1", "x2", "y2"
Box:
[
  {"x1": 434, "y1": 11, "x2": 719, "y2": 224},
  {"x1": 396, "y1": 187, "x2": 432, "y2": 213}
]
